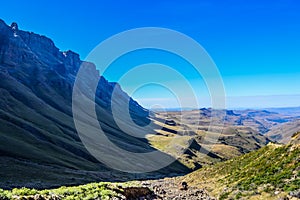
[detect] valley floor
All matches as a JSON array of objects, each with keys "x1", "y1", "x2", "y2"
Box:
[{"x1": 1, "y1": 138, "x2": 299, "y2": 200}]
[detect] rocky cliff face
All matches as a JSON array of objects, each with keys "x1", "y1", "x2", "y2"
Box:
[
  {"x1": 0, "y1": 19, "x2": 188, "y2": 189},
  {"x1": 0, "y1": 19, "x2": 149, "y2": 115}
]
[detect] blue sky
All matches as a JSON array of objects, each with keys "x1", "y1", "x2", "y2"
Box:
[{"x1": 1, "y1": 0, "x2": 300, "y2": 108}]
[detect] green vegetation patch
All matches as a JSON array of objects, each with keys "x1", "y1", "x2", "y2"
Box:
[
  {"x1": 184, "y1": 143, "x2": 300, "y2": 199},
  {"x1": 0, "y1": 182, "x2": 135, "y2": 200}
]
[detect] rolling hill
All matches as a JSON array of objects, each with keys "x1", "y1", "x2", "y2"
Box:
[{"x1": 148, "y1": 111, "x2": 270, "y2": 170}]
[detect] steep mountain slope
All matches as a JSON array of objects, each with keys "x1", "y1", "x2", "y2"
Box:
[
  {"x1": 182, "y1": 139, "x2": 300, "y2": 199},
  {"x1": 0, "y1": 20, "x2": 189, "y2": 189}
]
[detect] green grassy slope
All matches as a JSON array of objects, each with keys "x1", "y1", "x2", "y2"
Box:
[
  {"x1": 0, "y1": 182, "x2": 127, "y2": 200},
  {"x1": 182, "y1": 138, "x2": 300, "y2": 199}
]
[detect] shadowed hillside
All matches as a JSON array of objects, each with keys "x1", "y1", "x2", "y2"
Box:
[{"x1": 0, "y1": 19, "x2": 189, "y2": 189}]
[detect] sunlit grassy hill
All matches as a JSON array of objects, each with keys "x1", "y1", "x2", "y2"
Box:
[{"x1": 182, "y1": 134, "x2": 300, "y2": 199}]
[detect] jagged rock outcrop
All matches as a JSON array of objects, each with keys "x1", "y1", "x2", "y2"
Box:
[{"x1": 0, "y1": 19, "x2": 188, "y2": 189}]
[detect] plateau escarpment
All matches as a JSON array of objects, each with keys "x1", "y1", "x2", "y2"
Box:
[{"x1": 0, "y1": 20, "x2": 188, "y2": 189}]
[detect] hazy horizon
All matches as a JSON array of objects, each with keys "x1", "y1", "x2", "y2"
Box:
[{"x1": 138, "y1": 94, "x2": 300, "y2": 110}]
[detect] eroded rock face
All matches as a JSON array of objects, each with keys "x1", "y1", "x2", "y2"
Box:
[
  {"x1": 10, "y1": 22, "x2": 18, "y2": 37},
  {"x1": 0, "y1": 19, "x2": 170, "y2": 188},
  {"x1": 0, "y1": 19, "x2": 146, "y2": 115},
  {"x1": 0, "y1": 20, "x2": 38, "y2": 66}
]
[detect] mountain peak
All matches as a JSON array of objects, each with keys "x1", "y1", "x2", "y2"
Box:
[{"x1": 10, "y1": 22, "x2": 18, "y2": 37}]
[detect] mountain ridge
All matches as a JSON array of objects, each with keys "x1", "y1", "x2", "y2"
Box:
[{"x1": 0, "y1": 19, "x2": 189, "y2": 189}]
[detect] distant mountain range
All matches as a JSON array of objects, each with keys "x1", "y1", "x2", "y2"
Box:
[
  {"x1": 154, "y1": 107, "x2": 300, "y2": 135},
  {"x1": 265, "y1": 106, "x2": 300, "y2": 116},
  {"x1": 266, "y1": 119, "x2": 300, "y2": 144}
]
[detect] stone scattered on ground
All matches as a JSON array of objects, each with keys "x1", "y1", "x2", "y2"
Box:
[{"x1": 138, "y1": 179, "x2": 215, "y2": 200}]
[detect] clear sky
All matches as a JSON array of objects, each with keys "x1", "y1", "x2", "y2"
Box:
[{"x1": 1, "y1": 0, "x2": 300, "y2": 108}]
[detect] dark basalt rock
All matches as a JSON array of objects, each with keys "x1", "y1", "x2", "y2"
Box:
[{"x1": 0, "y1": 19, "x2": 189, "y2": 189}]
